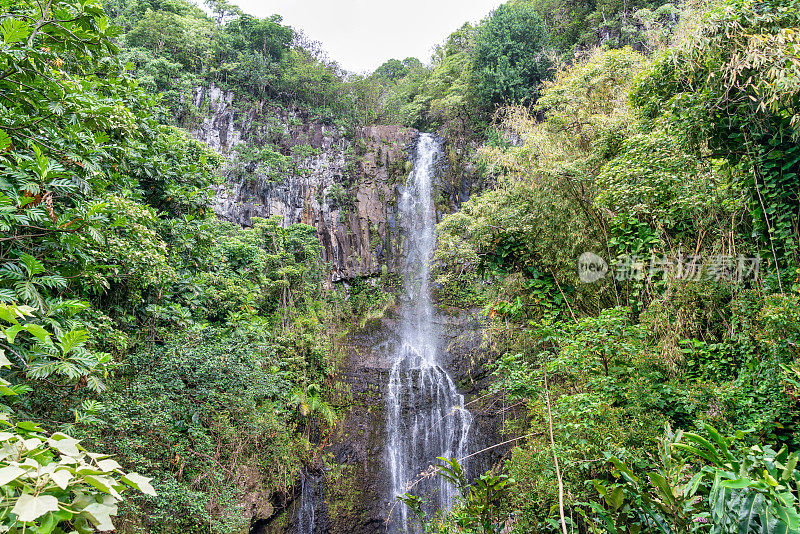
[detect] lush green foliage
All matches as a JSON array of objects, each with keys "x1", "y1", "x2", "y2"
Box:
[
  {"x1": 592, "y1": 424, "x2": 800, "y2": 533},
  {"x1": 524, "y1": 0, "x2": 681, "y2": 53},
  {"x1": 433, "y1": 0, "x2": 800, "y2": 532},
  {"x1": 4, "y1": 0, "x2": 800, "y2": 531},
  {"x1": 472, "y1": 3, "x2": 551, "y2": 106},
  {"x1": 0, "y1": 305, "x2": 153, "y2": 533},
  {"x1": 102, "y1": 0, "x2": 392, "y2": 130},
  {"x1": 399, "y1": 458, "x2": 516, "y2": 534},
  {"x1": 0, "y1": 0, "x2": 343, "y2": 531}
]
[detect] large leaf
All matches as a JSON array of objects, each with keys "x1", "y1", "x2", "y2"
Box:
[
  {"x1": 648, "y1": 472, "x2": 677, "y2": 506},
  {"x1": 0, "y1": 465, "x2": 26, "y2": 485},
  {"x1": 84, "y1": 475, "x2": 122, "y2": 499},
  {"x1": 706, "y1": 425, "x2": 737, "y2": 467},
  {"x1": 23, "y1": 324, "x2": 50, "y2": 343},
  {"x1": 736, "y1": 491, "x2": 760, "y2": 534},
  {"x1": 723, "y1": 477, "x2": 755, "y2": 490},
  {"x1": 49, "y1": 468, "x2": 73, "y2": 490},
  {"x1": 48, "y1": 433, "x2": 81, "y2": 457},
  {"x1": 96, "y1": 459, "x2": 121, "y2": 472},
  {"x1": 58, "y1": 329, "x2": 89, "y2": 355},
  {"x1": 11, "y1": 493, "x2": 60, "y2": 522},
  {"x1": 0, "y1": 18, "x2": 31, "y2": 43},
  {"x1": 121, "y1": 472, "x2": 156, "y2": 496},
  {"x1": 3, "y1": 324, "x2": 25, "y2": 343},
  {"x1": 83, "y1": 502, "x2": 117, "y2": 531},
  {"x1": 680, "y1": 432, "x2": 724, "y2": 466},
  {"x1": 19, "y1": 254, "x2": 45, "y2": 277},
  {"x1": 0, "y1": 130, "x2": 10, "y2": 151}
]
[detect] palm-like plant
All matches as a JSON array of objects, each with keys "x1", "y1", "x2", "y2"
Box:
[{"x1": 290, "y1": 383, "x2": 336, "y2": 439}]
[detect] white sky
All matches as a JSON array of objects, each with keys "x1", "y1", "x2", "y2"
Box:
[{"x1": 198, "y1": 0, "x2": 503, "y2": 73}]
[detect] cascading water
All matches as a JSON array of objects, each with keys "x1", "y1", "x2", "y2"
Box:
[
  {"x1": 296, "y1": 468, "x2": 326, "y2": 534},
  {"x1": 386, "y1": 133, "x2": 473, "y2": 532}
]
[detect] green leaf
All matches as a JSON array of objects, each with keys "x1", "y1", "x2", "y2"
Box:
[
  {"x1": 775, "y1": 502, "x2": 800, "y2": 528},
  {"x1": 19, "y1": 254, "x2": 45, "y2": 276},
  {"x1": 648, "y1": 472, "x2": 676, "y2": 506},
  {"x1": 58, "y1": 329, "x2": 89, "y2": 355},
  {"x1": 0, "y1": 130, "x2": 10, "y2": 151},
  {"x1": 736, "y1": 491, "x2": 759, "y2": 534},
  {"x1": 674, "y1": 443, "x2": 720, "y2": 466},
  {"x1": 0, "y1": 18, "x2": 31, "y2": 43},
  {"x1": 593, "y1": 479, "x2": 609, "y2": 497},
  {"x1": 23, "y1": 324, "x2": 50, "y2": 343},
  {"x1": 11, "y1": 493, "x2": 60, "y2": 522},
  {"x1": 705, "y1": 424, "x2": 735, "y2": 465},
  {"x1": 4, "y1": 324, "x2": 24, "y2": 343},
  {"x1": 781, "y1": 454, "x2": 798, "y2": 482},
  {"x1": 121, "y1": 472, "x2": 156, "y2": 496},
  {"x1": 84, "y1": 475, "x2": 121, "y2": 498},
  {"x1": 721, "y1": 477, "x2": 754, "y2": 489},
  {"x1": 16, "y1": 421, "x2": 44, "y2": 432},
  {"x1": 587, "y1": 501, "x2": 619, "y2": 533},
  {"x1": 38, "y1": 511, "x2": 59, "y2": 534},
  {"x1": 681, "y1": 432, "x2": 723, "y2": 466},
  {"x1": 0, "y1": 306, "x2": 19, "y2": 324},
  {"x1": 610, "y1": 486, "x2": 624, "y2": 511}
]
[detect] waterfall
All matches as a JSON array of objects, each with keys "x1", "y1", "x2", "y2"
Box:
[
  {"x1": 386, "y1": 133, "x2": 473, "y2": 532},
  {"x1": 297, "y1": 468, "x2": 326, "y2": 534}
]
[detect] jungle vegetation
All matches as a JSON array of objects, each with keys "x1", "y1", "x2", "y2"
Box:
[{"x1": 0, "y1": 0, "x2": 799, "y2": 532}]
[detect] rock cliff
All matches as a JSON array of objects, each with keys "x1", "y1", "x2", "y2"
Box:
[{"x1": 190, "y1": 85, "x2": 418, "y2": 282}]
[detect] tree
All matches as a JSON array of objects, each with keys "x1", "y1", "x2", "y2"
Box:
[
  {"x1": 472, "y1": 2, "x2": 552, "y2": 106},
  {"x1": 125, "y1": 9, "x2": 185, "y2": 55},
  {"x1": 204, "y1": 0, "x2": 241, "y2": 25},
  {"x1": 373, "y1": 59, "x2": 408, "y2": 82},
  {"x1": 290, "y1": 383, "x2": 336, "y2": 440}
]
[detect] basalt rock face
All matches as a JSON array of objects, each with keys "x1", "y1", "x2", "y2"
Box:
[
  {"x1": 190, "y1": 84, "x2": 418, "y2": 282},
  {"x1": 250, "y1": 307, "x2": 504, "y2": 534},
  {"x1": 318, "y1": 309, "x2": 507, "y2": 534}
]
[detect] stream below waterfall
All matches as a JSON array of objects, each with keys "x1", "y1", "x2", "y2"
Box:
[{"x1": 296, "y1": 468, "x2": 327, "y2": 534}]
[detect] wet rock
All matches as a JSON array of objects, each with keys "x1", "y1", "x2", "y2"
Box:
[
  {"x1": 189, "y1": 86, "x2": 483, "y2": 283},
  {"x1": 320, "y1": 308, "x2": 507, "y2": 534}
]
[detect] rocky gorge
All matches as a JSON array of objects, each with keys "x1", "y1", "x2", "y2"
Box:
[{"x1": 186, "y1": 85, "x2": 504, "y2": 533}]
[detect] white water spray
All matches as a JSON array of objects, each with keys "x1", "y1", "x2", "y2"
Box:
[{"x1": 386, "y1": 133, "x2": 472, "y2": 532}]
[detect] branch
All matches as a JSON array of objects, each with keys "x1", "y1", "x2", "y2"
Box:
[
  {"x1": 456, "y1": 431, "x2": 542, "y2": 463},
  {"x1": 544, "y1": 364, "x2": 568, "y2": 534}
]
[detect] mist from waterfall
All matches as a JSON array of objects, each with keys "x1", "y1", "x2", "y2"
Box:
[{"x1": 386, "y1": 133, "x2": 473, "y2": 532}]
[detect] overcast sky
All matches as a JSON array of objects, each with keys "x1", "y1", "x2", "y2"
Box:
[{"x1": 196, "y1": 0, "x2": 503, "y2": 73}]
